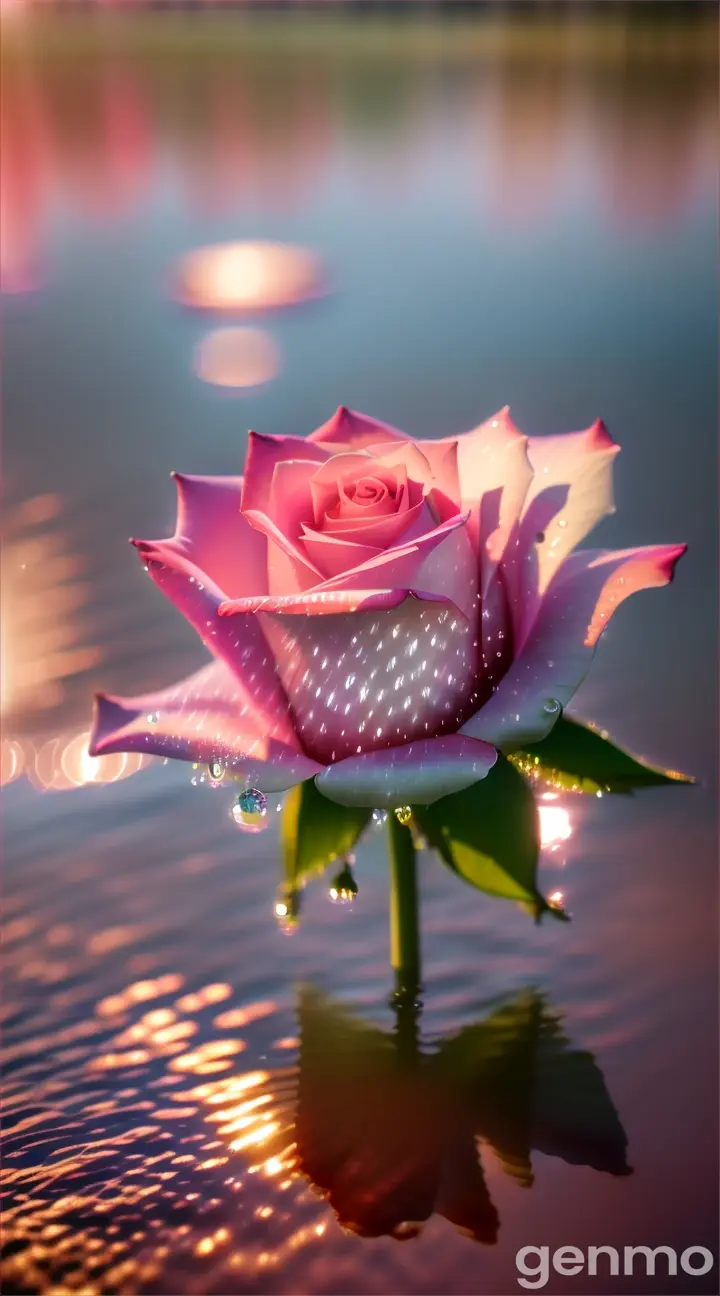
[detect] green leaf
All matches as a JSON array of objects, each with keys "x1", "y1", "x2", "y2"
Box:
[
  {"x1": 413, "y1": 757, "x2": 566, "y2": 921},
  {"x1": 282, "y1": 778, "x2": 371, "y2": 890},
  {"x1": 511, "y1": 716, "x2": 695, "y2": 795}
]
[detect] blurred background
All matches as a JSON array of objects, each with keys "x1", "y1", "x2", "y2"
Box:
[{"x1": 1, "y1": 4, "x2": 718, "y2": 1294}]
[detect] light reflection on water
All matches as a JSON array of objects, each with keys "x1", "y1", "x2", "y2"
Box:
[{"x1": 2, "y1": 8, "x2": 718, "y2": 1295}]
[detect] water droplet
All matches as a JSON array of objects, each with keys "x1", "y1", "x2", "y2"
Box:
[
  {"x1": 208, "y1": 758, "x2": 225, "y2": 783},
  {"x1": 328, "y1": 861, "x2": 358, "y2": 905},
  {"x1": 394, "y1": 805, "x2": 412, "y2": 825},
  {"x1": 274, "y1": 884, "x2": 301, "y2": 932},
  {"x1": 147, "y1": 712, "x2": 159, "y2": 724},
  {"x1": 232, "y1": 787, "x2": 268, "y2": 832},
  {"x1": 543, "y1": 698, "x2": 561, "y2": 715},
  {"x1": 372, "y1": 809, "x2": 388, "y2": 827}
]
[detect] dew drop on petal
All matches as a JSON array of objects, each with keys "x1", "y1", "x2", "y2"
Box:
[
  {"x1": 208, "y1": 758, "x2": 225, "y2": 783},
  {"x1": 232, "y1": 787, "x2": 268, "y2": 832},
  {"x1": 372, "y1": 809, "x2": 388, "y2": 828},
  {"x1": 147, "y1": 712, "x2": 159, "y2": 724},
  {"x1": 543, "y1": 698, "x2": 561, "y2": 715}
]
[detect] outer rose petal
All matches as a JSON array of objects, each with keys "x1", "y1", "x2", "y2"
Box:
[
  {"x1": 140, "y1": 474, "x2": 268, "y2": 600},
  {"x1": 316, "y1": 734, "x2": 497, "y2": 808},
  {"x1": 253, "y1": 594, "x2": 481, "y2": 765},
  {"x1": 455, "y1": 407, "x2": 533, "y2": 589},
  {"x1": 416, "y1": 439, "x2": 462, "y2": 521},
  {"x1": 89, "y1": 660, "x2": 321, "y2": 791},
  {"x1": 505, "y1": 421, "x2": 620, "y2": 648},
  {"x1": 130, "y1": 549, "x2": 297, "y2": 746},
  {"x1": 219, "y1": 589, "x2": 428, "y2": 616},
  {"x1": 461, "y1": 543, "x2": 686, "y2": 751},
  {"x1": 242, "y1": 504, "x2": 323, "y2": 596},
  {"x1": 307, "y1": 405, "x2": 406, "y2": 451}
]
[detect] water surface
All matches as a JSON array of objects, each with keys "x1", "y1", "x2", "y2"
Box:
[{"x1": 2, "y1": 11, "x2": 718, "y2": 1294}]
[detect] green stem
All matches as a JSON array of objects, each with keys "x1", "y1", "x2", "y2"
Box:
[{"x1": 387, "y1": 812, "x2": 421, "y2": 1001}]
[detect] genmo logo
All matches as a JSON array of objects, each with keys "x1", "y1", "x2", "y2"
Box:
[{"x1": 516, "y1": 1244, "x2": 716, "y2": 1289}]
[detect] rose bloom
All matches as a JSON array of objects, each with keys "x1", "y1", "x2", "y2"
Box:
[{"x1": 91, "y1": 407, "x2": 684, "y2": 807}]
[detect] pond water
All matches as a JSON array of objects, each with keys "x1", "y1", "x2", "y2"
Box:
[{"x1": 2, "y1": 9, "x2": 718, "y2": 1295}]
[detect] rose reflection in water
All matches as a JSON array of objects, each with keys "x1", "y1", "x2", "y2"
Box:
[{"x1": 1, "y1": 981, "x2": 629, "y2": 1292}]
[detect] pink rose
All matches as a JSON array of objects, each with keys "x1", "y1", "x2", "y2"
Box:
[{"x1": 90, "y1": 406, "x2": 685, "y2": 808}]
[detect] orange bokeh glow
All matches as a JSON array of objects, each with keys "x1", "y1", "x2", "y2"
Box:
[
  {"x1": 194, "y1": 327, "x2": 279, "y2": 389},
  {"x1": 176, "y1": 241, "x2": 325, "y2": 313}
]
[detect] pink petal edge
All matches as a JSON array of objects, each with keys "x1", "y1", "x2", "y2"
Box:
[
  {"x1": 89, "y1": 660, "x2": 322, "y2": 791},
  {"x1": 307, "y1": 405, "x2": 406, "y2": 450},
  {"x1": 130, "y1": 545, "x2": 297, "y2": 745},
  {"x1": 316, "y1": 734, "x2": 498, "y2": 808},
  {"x1": 462, "y1": 542, "x2": 686, "y2": 751}
]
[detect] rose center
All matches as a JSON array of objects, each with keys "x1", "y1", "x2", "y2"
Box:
[{"x1": 343, "y1": 475, "x2": 390, "y2": 508}]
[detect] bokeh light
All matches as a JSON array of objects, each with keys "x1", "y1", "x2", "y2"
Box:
[
  {"x1": 194, "y1": 327, "x2": 279, "y2": 389},
  {"x1": 176, "y1": 241, "x2": 326, "y2": 313}
]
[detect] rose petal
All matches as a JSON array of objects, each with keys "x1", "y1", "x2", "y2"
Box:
[
  {"x1": 220, "y1": 589, "x2": 432, "y2": 616},
  {"x1": 506, "y1": 421, "x2": 620, "y2": 646},
  {"x1": 139, "y1": 474, "x2": 268, "y2": 600},
  {"x1": 455, "y1": 407, "x2": 533, "y2": 590},
  {"x1": 316, "y1": 734, "x2": 497, "y2": 808},
  {"x1": 461, "y1": 543, "x2": 686, "y2": 750},
  {"x1": 309, "y1": 452, "x2": 400, "y2": 525},
  {"x1": 241, "y1": 431, "x2": 328, "y2": 514},
  {"x1": 130, "y1": 546, "x2": 296, "y2": 745},
  {"x1": 479, "y1": 566, "x2": 515, "y2": 699},
  {"x1": 266, "y1": 458, "x2": 317, "y2": 538},
  {"x1": 363, "y1": 440, "x2": 435, "y2": 490},
  {"x1": 242, "y1": 508, "x2": 323, "y2": 596},
  {"x1": 300, "y1": 530, "x2": 383, "y2": 581},
  {"x1": 315, "y1": 513, "x2": 480, "y2": 623},
  {"x1": 417, "y1": 439, "x2": 462, "y2": 521},
  {"x1": 308, "y1": 405, "x2": 406, "y2": 451},
  {"x1": 361, "y1": 437, "x2": 461, "y2": 522},
  {"x1": 256, "y1": 594, "x2": 481, "y2": 765},
  {"x1": 301, "y1": 498, "x2": 433, "y2": 577},
  {"x1": 89, "y1": 660, "x2": 321, "y2": 790},
  {"x1": 499, "y1": 482, "x2": 569, "y2": 651}
]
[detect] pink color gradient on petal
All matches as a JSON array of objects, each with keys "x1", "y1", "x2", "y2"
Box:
[
  {"x1": 416, "y1": 439, "x2": 462, "y2": 522},
  {"x1": 130, "y1": 547, "x2": 296, "y2": 745},
  {"x1": 316, "y1": 733, "x2": 497, "y2": 807},
  {"x1": 89, "y1": 660, "x2": 321, "y2": 790},
  {"x1": 454, "y1": 407, "x2": 533, "y2": 588},
  {"x1": 242, "y1": 507, "x2": 323, "y2": 596},
  {"x1": 258, "y1": 594, "x2": 482, "y2": 765},
  {"x1": 311, "y1": 512, "x2": 479, "y2": 623},
  {"x1": 241, "y1": 430, "x2": 328, "y2": 515},
  {"x1": 462, "y1": 542, "x2": 686, "y2": 751},
  {"x1": 219, "y1": 588, "x2": 433, "y2": 617},
  {"x1": 148, "y1": 473, "x2": 268, "y2": 600},
  {"x1": 307, "y1": 405, "x2": 406, "y2": 451}
]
